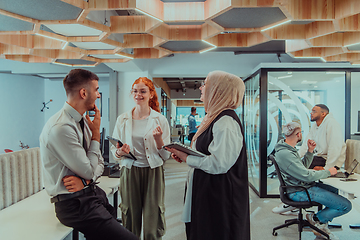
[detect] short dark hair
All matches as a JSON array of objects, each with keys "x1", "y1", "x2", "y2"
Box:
[
  {"x1": 191, "y1": 107, "x2": 196, "y2": 112},
  {"x1": 315, "y1": 104, "x2": 329, "y2": 113},
  {"x1": 63, "y1": 69, "x2": 99, "y2": 95}
]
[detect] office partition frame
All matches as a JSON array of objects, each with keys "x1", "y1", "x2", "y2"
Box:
[{"x1": 244, "y1": 67, "x2": 355, "y2": 198}]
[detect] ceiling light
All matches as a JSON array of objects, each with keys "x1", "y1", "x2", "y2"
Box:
[
  {"x1": 200, "y1": 46, "x2": 216, "y2": 54},
  {"x1": 135, "y1": 9, "x2": 163, "y2": 22},
  {"x1": 261, "y1": 20, "x2": 291, "y2": 32},
  {"x1": 115, "y1": 53, "x2": 134, "y2": 59},
  {"x1": 344, "y1": 42, "x2": 360, "y2": 47},
  {"x1": 287, "y1": 72, "x2": 292, "y2": 74},
  {"x1": 62, "y1": 42, "x2": 69, "y2": 50},
  {"x1": 293, "y1": 56, "x2": 326, "y2": 62},
  {"x1": 202, "y1": 40, "x2": 217, "y2": 48},
  {"x1": 301, "y1": 80, "x2": 317, "y2": 84},
  {"x1": 34, "y1": 33, "x2": 66, "y2": 42},
  {"x1": 277, "y1": 75, "x2": 292, "y2": 79},
  {"x1": 51, "y1": 62, "x2": 72, "y2": 67},
  {"x1": 326, "y1": 72, "x2": 344, "y2": 74},
  {"x1": 314, "y1": 86, "x2": 318, "y2": 88}
]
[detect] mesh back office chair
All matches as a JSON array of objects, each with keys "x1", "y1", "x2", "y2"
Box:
[{"x1": 270, "y1": 156, "x2": 330, "y2": 240}]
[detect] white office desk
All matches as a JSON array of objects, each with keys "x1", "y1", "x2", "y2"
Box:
[
  {"x1": 323, "y1": 173, "x2": 360, "y2": 228},
  {"x1": 322, "y1": 173, "x2": 360, "y2": 211},
  {"x1": 0, "y1": 176, "x2": 120, "y2": 240}
]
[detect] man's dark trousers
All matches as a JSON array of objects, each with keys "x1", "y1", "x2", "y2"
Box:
[{"x1": 55, "y1": 186, "x2": 137, "y2": 240}]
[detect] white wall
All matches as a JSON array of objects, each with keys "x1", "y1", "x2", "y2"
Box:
[{"x1": 0, "y1": 73, "x2": 44, "y2": 151}]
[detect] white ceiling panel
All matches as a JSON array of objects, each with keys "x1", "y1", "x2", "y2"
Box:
[
  {"x1": 44, "y1": 24, "x2": 103, "y2": 37},
  {"x1": 71, "y1": 42, "x2": 117, "y2": 50}
]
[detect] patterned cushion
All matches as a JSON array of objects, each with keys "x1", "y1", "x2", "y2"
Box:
[{"x1": 0, "y1": 147, "x2": 43, "y2": 210}]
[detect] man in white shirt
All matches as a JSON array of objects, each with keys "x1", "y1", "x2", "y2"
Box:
[
  {"x1": 299, "y1": 104, "x2": 346, "y2": 170},
  {"x1": 40, "y1": 69, "x2": 137, "y2": 240}
]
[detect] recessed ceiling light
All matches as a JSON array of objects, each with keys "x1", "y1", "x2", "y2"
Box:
[
  {"x1": 278, "y1": 75, "x2": 292, "y2": 79},
  {"x1": 301, "y1": 80, "x2": 317, "y2": 84}
]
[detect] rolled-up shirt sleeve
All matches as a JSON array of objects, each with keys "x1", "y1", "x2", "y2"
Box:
[
  {"x1": 186, "y1": 116, "x2": 243, "y2": 174},
  {"x1": 47, "y1": 123, "x2": 103, "y2": 180}
]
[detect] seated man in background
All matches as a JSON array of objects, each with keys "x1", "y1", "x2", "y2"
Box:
[
  {"x1": 274, "y1": 122, "x2": 351, "y2": 240},
  {"x1": 299, "y1": 104, "x2": 346, "y2": 170}
]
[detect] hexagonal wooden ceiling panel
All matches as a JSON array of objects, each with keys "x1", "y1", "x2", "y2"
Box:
[{"x1": 1, "y1": 0, "x2": 360, "y2": 66}]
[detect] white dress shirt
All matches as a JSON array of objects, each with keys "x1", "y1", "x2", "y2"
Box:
[
  {"x1": 182, "y1": 115, "x2": 243, "y2": 222},
  {"x1": 40, "y1": 102, "x2": 104, "y2": 197}
]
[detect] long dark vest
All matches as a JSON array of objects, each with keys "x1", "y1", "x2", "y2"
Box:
[{"x1": 187, "y1": 109, "x2": 250, "y2": 240}]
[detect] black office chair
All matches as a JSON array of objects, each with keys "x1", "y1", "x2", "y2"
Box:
[{"x1": 270, "y1": 156, "x2": 330, "y2": 240}]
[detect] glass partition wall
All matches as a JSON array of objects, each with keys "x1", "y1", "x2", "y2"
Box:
[{"x1": 244, "y1": 68, "x2": 350, "y2": 197}]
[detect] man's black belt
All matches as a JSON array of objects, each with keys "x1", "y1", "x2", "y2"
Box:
[{"x1": 50, "y1": 184, "x2": 96, "y2": 203}]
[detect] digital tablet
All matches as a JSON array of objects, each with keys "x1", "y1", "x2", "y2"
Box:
[
  {"x1": 163, "y1": 142, "x2": 206, "y2": 157},
  {"x1": 106, "y1": 136, "x2": 137, "y2": 160}
]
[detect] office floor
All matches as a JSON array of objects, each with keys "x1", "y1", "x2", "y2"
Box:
[{"x1": 66, "y1": 159, "x2": 360, "y2": 240}]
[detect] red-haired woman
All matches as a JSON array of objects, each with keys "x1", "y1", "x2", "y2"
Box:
[{"x1": 111, "y1": 77, "x2": 170, "y2": 240}]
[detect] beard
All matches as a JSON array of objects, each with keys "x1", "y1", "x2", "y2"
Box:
[{"x1": 310, "y1": 115, "x2": 319, "y2": 122}]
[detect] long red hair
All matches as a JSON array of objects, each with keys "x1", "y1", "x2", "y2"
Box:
[{"x1": 132, "y1": 77, "x2": 160, "y2": 112}]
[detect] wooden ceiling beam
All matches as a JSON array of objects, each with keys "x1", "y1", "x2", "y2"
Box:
[
  {"x1": 163, "y1": 2, "x2": 204, "y2": 22},
  {"x1": 263, "y1": 24, "x2": 306, "y2": 39},
  {"x1": 110, "y1": 16, "x2": 146, "y2": 33},
  {"x1": 0, "y1": 43, "x2": 30, "y2": 55},
  {"x1": 204, "y1": 0, "x2": 232, "y2": 20},
  {"x1": 201, "y1": 23, "x2": 222, "y2": 40},
  {"x1": 123, "y1": 34, "x2": 155, "y2": 48},
  {"x1": 334, "y1": 0, "x2": 360, "y2": 19},
  {"x1": 306, "y1": 21, "x2": 336, "y2": 39},
  {"x1": 0, "y1": 9, "x2": 38, "y2": 23},
  {"x1": 134, "y1": 48, "x2": 166, "y2": 58},
  {"x1": 68, "y1": 36, "x2": 99, "y2": 42},
  {"x1": 32, "y1": 49, "x2": 84, "y2": 59},
  {"x1": 343, "y1": 32, "x2": 360, "y2": 47},
  {"x1": 135, "y1": 0, "x2": 164, "y2": 21},
  {"x1": 284, "y1": 0, "x2": 335, "y2": 20},
  {"x1": 98, "y1": 58, "x2": 132, "y2": 63},
  {"x1": 308, "y1": 32, "x2": 344, "y2": 46},
  {"x1": 338, "y1": 14, "x2": 360, "y2": 31},
  {"x1": 60, "y1": 0, "x2": 88, "y2": 9},
  {"x1": 325, "y1": 53, "x2": 360, "y2": 61},
  {"x1": 168, "y1": 26, "x2": 202, "y2": 41},
  {"x1": 149, "y1": 24, "x2": 170, "y2": 40},
  {"x1": 80, "y1": 19, "x2": 110, "y2": 32},
  {"x1": 289, "y1": 47, "x2": 345, "y2": 57},
  {"x1": 88, "y1": 0, "x2": 135, "y2": 10},
  {"x1": 4, "y1": 55, "x2": 52, "y2": 63},
  {"x1": 101, "y1": 38, "x2": 123, "y2": 48},
  {"x1": 206, "y1": 32, "x2": 268, "y2": 47},
  {"x1": 87, "y1": 49, "x2": 116, "y2": 55}
]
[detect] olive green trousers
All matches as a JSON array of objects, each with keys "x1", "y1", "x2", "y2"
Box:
[{"x1": 119, "y1": 166, "x2": 166, "y2": 240}]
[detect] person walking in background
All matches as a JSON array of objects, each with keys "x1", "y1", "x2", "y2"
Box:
[
  {"x1": 275, "y1": 122, "x2": 351, "y2": 240},
  {"x1": 40, "y1": 69, "x2": 137, "y2": 240},
  {"x1": 111, "y1": 77, "x2": 171, "y2": 240},
  {"x1": 166, "y1": 71, "x2": 250, "y2": 240},
  {"x1": 187, "y1": 107, "x2": 198, "y2": 142},
  {"x1": 299, "y1": 104, "x2": 346, "y2": 170}
]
